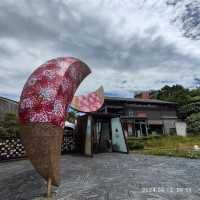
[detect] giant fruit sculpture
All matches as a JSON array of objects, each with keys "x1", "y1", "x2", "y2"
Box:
[{"x1": 19, "y1": 57, "x2": 92, "y2": 189}]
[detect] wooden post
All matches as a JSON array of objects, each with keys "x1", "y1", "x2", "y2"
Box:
[{"x1": 47, "y1": 177, "x2": 52, "y2": 198}]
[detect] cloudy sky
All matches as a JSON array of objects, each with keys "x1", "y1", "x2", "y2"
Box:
[{"x1": 0, "y1": 0, "x2": 200, "y2": 100}]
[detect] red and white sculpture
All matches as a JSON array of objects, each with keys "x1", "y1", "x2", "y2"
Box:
[
  {"x1": 18, "y1": 57, "x2": 104, "y2": 195},
  {"x1": 19, "y1": 57, "x2": 91, "y2": 128}
]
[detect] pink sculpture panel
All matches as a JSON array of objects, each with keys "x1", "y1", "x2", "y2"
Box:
[{"x1": 71, "y1": 86, "x2": 104, "y2": 112}]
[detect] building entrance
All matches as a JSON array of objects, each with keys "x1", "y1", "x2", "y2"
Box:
[
  {"x1": 121, "y1": 118, "x2": 148, "y2": 137},
  {"x1": 134, "y1": 119, "x2": 148, "y2": 137}
]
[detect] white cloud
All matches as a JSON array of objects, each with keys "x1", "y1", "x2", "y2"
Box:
[{"x1": 0, "y1": 0, "x2": 199, "y2": 100}]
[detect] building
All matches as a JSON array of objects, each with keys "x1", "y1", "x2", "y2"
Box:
[
  {"x1": 99, "y1": 96, "x2": 178, "y2": 137},
  {"x1": 0, "y1": 96, "x2": 18, "y2": 121}
]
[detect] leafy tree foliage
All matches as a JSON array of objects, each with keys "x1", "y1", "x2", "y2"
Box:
[
  {"x1": 154, "y1": 85, "x2": 200, "y2": 119},
  {"x1": 186, "y1": 113, "x2": 200, "y2": 134},
  {"x1": 156, "y1": 85, "x2": 190, "y2": 106},
  {"x1": 179, "y1": 102, "x2": 200, "y2": 118},
  {"x1": 190, "y1": 88, "x2": 200, "y2": 98}
]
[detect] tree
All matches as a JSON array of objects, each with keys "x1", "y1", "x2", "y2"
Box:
[
  {"x1": 156, "y1": 85, "x2": 190, "y2": 106},
  {"x1": 186, "y1": 112, "x2": 200, "y2": 134},
  {"x1": 179, "y1": 102, "x2": 200, "y2": 118},
  {"x1": 190, "y1": 87, "x2": 200, "y2": 98},
  {"x1": 154, "y1": 85, "x2": 200, "y2": 119}
]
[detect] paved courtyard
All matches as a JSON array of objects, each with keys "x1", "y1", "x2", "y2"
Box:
[{"x1": 1, "y1": 153, "x2": 200, "y2": 200}]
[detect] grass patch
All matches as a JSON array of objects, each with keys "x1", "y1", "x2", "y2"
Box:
[
  {"x1": 127, "y1": 140, "x2": 144, "y2": 150},
  {"x1": 141, "y1": 149, "x2": 200, "y2": 159},
  {"x1": 128, "y1": 135, "x2": 200, "y2": 159}
]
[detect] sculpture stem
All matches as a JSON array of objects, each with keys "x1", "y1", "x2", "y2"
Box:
[{"x1": 47, "y1": 177, "x2": 52, "y2": 198}]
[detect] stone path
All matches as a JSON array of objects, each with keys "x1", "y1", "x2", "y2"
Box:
[{"x1": 0, "y1": 153, "x2": 200, "y2": 200}]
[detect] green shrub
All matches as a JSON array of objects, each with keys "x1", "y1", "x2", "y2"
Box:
[
  {"x1": 0, "y1": 126, "x2": 8, "y2": 137},
  {"x1": 186, "y1": 112, "x2": 200, "y2": 134},
  {"x1": 127, "y1": 140, "x2": 144, "y2": 150},
  {"x1": 179, "y1": 102, "x2": 200, "y2": 118},
  {"x1": 0, "y1": 113, "x2": 19, "y2": 138}
]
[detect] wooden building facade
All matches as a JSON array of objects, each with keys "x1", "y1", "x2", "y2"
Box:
[
  {"x1": 0, "y1": 96, "x2": 18, "y2": 121},
  {"x1": 99, "y1": 97, "x2": 178, "y2": 137}
]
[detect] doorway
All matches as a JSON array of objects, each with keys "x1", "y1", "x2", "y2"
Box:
[
  {"x1": 93, "y1": 120, "x2": 112, "y2": 153},
  {"x1": 76, "y1": 113, "x2": 128, "y2": 156},
  {"x1": 135, "y1": 119, "x2": 148, "y2": 137}
]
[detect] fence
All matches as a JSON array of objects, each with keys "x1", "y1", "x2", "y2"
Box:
[
  {"x1": 0, "y1": 137, "x2": 26, "y2": 160},
  {"x1": 0, "y1": 133, "x2": 76, "y2": 161}
]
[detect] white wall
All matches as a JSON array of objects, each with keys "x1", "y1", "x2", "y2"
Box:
[{"x1": 175, "y1": 122, "x2": 187, "y2": 136}]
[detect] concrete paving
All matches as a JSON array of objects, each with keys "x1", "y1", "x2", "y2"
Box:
[{"x1": 0, "y1": 153, "x2": 200, "y2": 200}]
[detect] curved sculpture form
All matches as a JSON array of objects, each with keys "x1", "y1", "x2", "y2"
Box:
[
  {"x1": 71, "y1": 86, "x2": 104, "y2": 112},
  {"x1": 19, "y1": 57, "x2": 91, "y2": 186}
]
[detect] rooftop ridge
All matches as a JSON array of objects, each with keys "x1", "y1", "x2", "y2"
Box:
[
  {"x1": 0, "y1": 96, "x2": 18, "y2": 104},
  {"x1": 104, "y1": 96, "x2": 177, "y2": 104}
]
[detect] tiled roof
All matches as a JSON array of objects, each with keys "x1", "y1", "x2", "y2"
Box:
[
  {"x1": 104, "y1": 96, "x2": 177, "y2": 105},
  {"x1": 0, "y1": 96, "x2": 18, "y2": 104}
]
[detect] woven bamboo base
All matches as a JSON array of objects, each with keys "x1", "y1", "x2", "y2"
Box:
[{"x1": 20, "y1": 123, "x2": 63, "y2": 186}]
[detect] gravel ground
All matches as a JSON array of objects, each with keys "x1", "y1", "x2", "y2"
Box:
[{"x1": 0, "y1": 153, "x2": 200, "y2": 200}]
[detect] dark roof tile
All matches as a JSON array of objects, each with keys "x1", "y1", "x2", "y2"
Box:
[{"x1": 104, "y1": 96, "x2": 177, "y2": 105}]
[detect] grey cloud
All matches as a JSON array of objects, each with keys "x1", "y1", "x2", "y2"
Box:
[
  {"x1": 55, "y1": 3, "x2": 200, "y2": 73},
  {"x1": 0, "y1": 0, "x2": 199, "y2": 72},
  {"x1": 0, "y1": 0, "x2": 200, "y2": 98},
  {"x1": 0, "y1": 46, "x2": 13, "y2": 57},
  {"x1": 0, "y1": 1, "x2": 60, "y2": 43}
]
